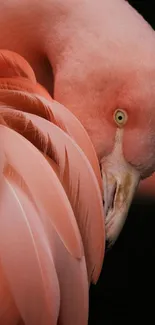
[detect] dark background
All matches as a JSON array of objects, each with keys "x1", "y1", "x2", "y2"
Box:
[{"x1": 88, "y1": 1, "x2": 155, "y2": 324}]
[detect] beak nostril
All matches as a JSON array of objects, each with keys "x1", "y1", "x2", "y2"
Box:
[
  {"x1": 111, "y1": 183, "x2": 117, "y2": 210},
  {"x1": 105, "y1": 180, "x2": 117, "y2": 216}
]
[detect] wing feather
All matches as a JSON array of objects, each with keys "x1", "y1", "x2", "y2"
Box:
[
  {"x1": 0, "y1": 89, "x2": 102, "y2": 191},
  {"x1": 0, "y1": 169, "x2": 60, "y2": 325},
  {"x1": 0, "y1": 124, "x2": 82, "y2": 259},
  {"x1": 50, "y1": 229, "x2": 88, "y2": 325},
  {"x1": 0, "y1": 49, "x2": 36, "y2": 82},
  {"x1": 8, "y1": 165, "x2": 88, "y2": 325},
  {"x1": 0, "y1": 164, "x2": 88, "y2": 325},
  {"x1": 1, "y1": 108, "x2": 105, "y2": 282},
  {"x1": 0, "y1": 49, "x2": 102, "y2": 325},
  {"x1": 0, "y1": 260, "x2": 20, "y2": 325},
  {"x1": 0, "y1": 79, "x2": 51, "y2": 100}
]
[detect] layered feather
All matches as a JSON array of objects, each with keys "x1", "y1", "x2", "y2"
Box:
[
  {"x1": 0, "y1": 124, "x2": 89, "y2": 325},
  {"x1": 0, "y1": 91, "x2": 102, "y2": 191},
  {"x1": 1, "y1": 107, "x2": 105, "y2": 282},
  {"x1": 0, "y1": 260, "x2": 20, "y2": 325},
  {"x1": 0, "y1": 48, "x2": 102, "y2": 193},
  {"x1": 0, "y1": 166, "x2": 60, "y2": 325},
  {"x1": 0, "y1": 50, "x2": 36, "y2": 81},
  {"x1": 0, "y1": 49, "x2": 105, "y2": 324},
  {"x1": 0, "y1": 124, "x2": 82, "y2": 258}
]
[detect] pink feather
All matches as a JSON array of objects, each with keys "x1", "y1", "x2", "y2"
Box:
[
  {"x1": 1, "y1": 106, "x2": 105, "y2": 283},
  {"x1": 0, "y1": 48, "x2": 106, "y2": 324},
  {"x1": 0, "y1": 125, "x2": 82, "y2": 258},
  {"x1": 0, "y1": 168, "x2": 60, "y2": 325},
  {"x1": 0, "y1": 89, "x2": 102, "y2": 191}
]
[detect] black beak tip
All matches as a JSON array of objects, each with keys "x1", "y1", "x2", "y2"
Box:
[{"x1": 105, "y1": 239, "x2": 113, "y2": 253}]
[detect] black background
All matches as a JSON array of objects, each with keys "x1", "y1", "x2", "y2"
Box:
[{"x1": 88, "y1": 1, "x2": 155, "y2": 324}]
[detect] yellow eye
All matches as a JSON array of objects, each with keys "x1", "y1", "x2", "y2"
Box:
[{"x1": 113, "y1": 109, "x2": 128, "y2": 127}]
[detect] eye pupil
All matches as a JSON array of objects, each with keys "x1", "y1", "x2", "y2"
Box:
[{"x1": 118, "y1": 115, "x2": 122, "y2": 120}]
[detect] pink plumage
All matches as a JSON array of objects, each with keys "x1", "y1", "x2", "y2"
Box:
[
  {"x1": 0, "y1": 49, "x2": 105, "y2": 324},
  {"x1": 1, "y1": 0, "x2": 155, "y2": 243},
  {"x1": 0, "y1": 0, "x2": 155, "y2": 323}
]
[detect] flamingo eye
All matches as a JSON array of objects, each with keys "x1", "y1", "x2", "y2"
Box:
[{"x1": 114, "y1": 109, "x2": 128, "y2": 127}]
